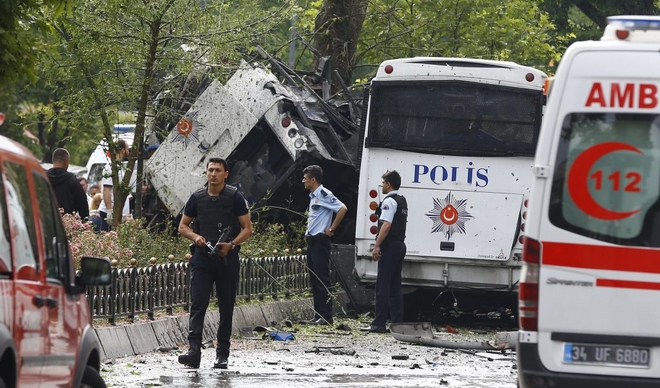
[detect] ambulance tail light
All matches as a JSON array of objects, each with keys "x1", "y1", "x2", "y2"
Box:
[
  {"x1": 519, "y1": 236, "x2": 540, "y2": 331},
  {"x1": 603, "y1": 16, "x2": 660, "y2": 41},
  {"x1": 615, "y1": 30, "x2": 630, "y2": 40}
]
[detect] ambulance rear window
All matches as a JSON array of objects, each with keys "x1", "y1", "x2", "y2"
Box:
[{"x1": 550, "y1": 113, "x2": 660, "y2": 246}]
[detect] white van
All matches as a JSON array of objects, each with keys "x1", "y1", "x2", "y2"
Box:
[{"x1": 519, "y1": 16, "x2": 660, "y2": 387}]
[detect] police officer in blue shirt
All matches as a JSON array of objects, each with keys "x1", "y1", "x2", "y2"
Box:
[
  {"x1": 302, "y1": 165, "x2": 348, "y2": 325},
  {"x1": 361, "y1": 170, "x2": 408, "y2": 333}
]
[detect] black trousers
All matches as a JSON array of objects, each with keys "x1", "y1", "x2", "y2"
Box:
[
  {"x1": 306, "y1": 236, "x2": 333, "y2": 322},
  {"x1": 372, "y1": 239, "x2": 406, "y2": 328},
  {"x1": 188, "y1": 250, "x2": 240, "y2": 358}
]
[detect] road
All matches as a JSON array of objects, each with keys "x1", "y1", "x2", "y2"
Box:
[{"x1": 101, "y1": 319, "x2": 518, "y2": 388}]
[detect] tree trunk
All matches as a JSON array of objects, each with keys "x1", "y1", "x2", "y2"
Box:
[{"x1": 313, "y1": 0, "x2": 369, "y2": 87}]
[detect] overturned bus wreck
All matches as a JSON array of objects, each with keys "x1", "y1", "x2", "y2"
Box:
[{"x1": 145, "y1": 62, "x2": 361, "y2": 244}]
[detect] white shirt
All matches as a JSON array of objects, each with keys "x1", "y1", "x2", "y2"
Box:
[{"x1": 98, "y1": 163, "x2": 130, "y2": 216}]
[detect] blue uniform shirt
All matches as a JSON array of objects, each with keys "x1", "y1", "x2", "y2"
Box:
[
  {"x1": 306, "y1": 184, "x2": 345, "y2": 236},
  {"x1": 379, "y1": 190, "x2": 399, "y2": 223}
]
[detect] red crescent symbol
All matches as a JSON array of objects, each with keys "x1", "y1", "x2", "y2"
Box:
[
  {"x1": 177, "y1": 119, "x2": 192, "y2": 136},
  {"x1": 567, "y1": 142, "x2": 642, "y2": 220},
  {"x1": 440, "y1": 205, "x2": 458, "y2": 225}
]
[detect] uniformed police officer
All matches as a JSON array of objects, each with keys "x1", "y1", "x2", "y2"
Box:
[
  {"x1": 302, "y1": 165, "x2": 348, "y2": 325},
  {"x1": 177, "y1": 158, "x2": 253, "y2": 369},
  {"x1": 361, "y1": 170, "x2": 408, "y2": 333}
]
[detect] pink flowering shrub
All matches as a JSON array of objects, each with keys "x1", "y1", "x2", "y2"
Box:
[
  {"x1": 62, "y1": 211, "x2": 308, "y2": 269},
  {"x1": 62, "y1": 213, "x2": 134, "y2": 267}
]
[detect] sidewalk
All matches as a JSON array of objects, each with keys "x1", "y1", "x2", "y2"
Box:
[{"x1": 93, "y1": 297, "x2": 337, "y2": 360}]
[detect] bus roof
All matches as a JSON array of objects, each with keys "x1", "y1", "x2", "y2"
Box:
[{"x1": 374, "y1": 57, "x2": 546, "y2": 87}]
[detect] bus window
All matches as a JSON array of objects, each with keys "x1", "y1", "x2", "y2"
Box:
[{"x1": 368, "y1": 82, "x2": 542, "y2": 157}]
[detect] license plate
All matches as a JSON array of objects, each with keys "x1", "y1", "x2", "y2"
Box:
[{"x1": 563, "y1": 343, "x2": 650, "y2": 368}]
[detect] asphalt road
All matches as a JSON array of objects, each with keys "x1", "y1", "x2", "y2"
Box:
[{"x1": 101, "y1": 319, "x2": 518, "y2": 388}]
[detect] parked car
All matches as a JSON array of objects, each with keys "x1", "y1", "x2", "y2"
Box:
[{"x1": 0, "y1": 135, "x2": 112, "y2": 388}]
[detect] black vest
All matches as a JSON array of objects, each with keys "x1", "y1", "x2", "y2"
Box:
[
  {"x1": 192, "y1": 185, "x2": 240, "y2": 243},
  {"x1": 378, "y1": 194, "x2": 408, "y2": 242}
]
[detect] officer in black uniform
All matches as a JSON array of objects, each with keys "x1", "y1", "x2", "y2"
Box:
[
  {"x1": 361, "y1": 170, "x2": 408, "y2": 333},
  {"x1": 177, "y1": 158, "x2": 253, "y2": 369}
]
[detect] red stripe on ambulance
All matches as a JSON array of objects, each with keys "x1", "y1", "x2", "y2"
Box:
[
  {"x1": 585, "y1": 82, "x2": 659, "y2": 108},
  {"x1": 597, "y1": 278, "x2": 660, "y2": 291},
  {"x1": 543, "y1": 241, "x2": 660, "y2": 274}
]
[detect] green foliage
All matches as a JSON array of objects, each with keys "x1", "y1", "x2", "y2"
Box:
[
  {"x1": 46, "y1": 0, "x2": 297, "y2": 225},
  {"x1": 0, "y1": 0, "x2": 72, "y2": 85},
  {"x1": 114, "y1": 218, "x2": 190, "y2": 267},
  {"x1": 62, "y1": 209, "x2": 308, "y2": 269},
  {"x1": 241, "y1": 219, "x2": 307, "y2": 258},
  {"x1": 357, "y1": 0, "x2": 568, "y2": 75}
]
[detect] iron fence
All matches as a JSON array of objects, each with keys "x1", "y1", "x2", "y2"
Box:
[{"x1": 86, "y1": 254, "x2": 325, "y2": 324}]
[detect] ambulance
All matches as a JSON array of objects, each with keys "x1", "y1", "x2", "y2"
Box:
[{"x1": 518, "y1": 16, "x2": 660, "y2": 387}]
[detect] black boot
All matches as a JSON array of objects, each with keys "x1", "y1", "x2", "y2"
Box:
[
  {"x1": 213, "y1": 353, "x2": 228, "y2": 369},
  {"x1": 178, "y1": 343, "x2": 201, "y2": 368}
]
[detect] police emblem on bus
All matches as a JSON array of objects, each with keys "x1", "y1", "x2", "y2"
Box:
[
  {"x1": 172, "y1": 110, "x2": 204, "y2": 148},
  {"x1": 425, "y1": 192, "x2": 474, "y2": 239}
]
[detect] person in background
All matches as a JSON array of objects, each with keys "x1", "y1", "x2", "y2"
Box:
[
  {"x1": 89, "y1": 192, "x2": 102, "y2": 219},
  {"x1": 361, "y1": 170, "x2": 408, "y2": 333},
  {"x1": 177, "y1": 158, "x2": 253, "y2": 370},
  {"x1": 302, "y1": 164, "x2": 348, "y2": 325},
  {"x1": 47, "y1": 148, "x2": 89, "y2": 220},
  {"x1": 78, "y1": 177, "x2": 93, "y2": 206},
  {"x1": 94, "y1": 140, "x2": 130, "y2": 231},
  {"x1": 89, "y1": 182, "x2": 101, "y2": 197}
]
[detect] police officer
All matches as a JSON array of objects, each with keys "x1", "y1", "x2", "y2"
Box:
[
  {"x1": 177, "y1": 158, "x2": 253, "y2": 369},
  {"x1": 361, "y1": 170, "x2": 408, "y2": 333},
  {"x1": 302, "y1": 165, "x2": 348, "y2": 325}
]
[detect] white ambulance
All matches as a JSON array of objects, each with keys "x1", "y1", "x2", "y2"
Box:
[{"x1": 518, "y1": 16, "x2": 660, "y2": 387}]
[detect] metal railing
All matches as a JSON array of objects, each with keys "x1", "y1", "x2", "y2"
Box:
[{"x1": 86, "y1": 254, "x2": 322, "y2": 324}]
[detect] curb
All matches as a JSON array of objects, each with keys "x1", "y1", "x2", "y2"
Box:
[{"x1": 94, "y1": 298, "x2": 318, "y2": 360}]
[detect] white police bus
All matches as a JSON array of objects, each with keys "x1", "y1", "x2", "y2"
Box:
[{"x1": 354, "y1": 57, "x2": 547, "y2": 307}]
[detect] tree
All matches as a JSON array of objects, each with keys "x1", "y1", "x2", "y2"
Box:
[
  {"x1": 544, "y1": 1, "x2": 659, "y2": 31},
  {"x1": 302, "y1": 0, "x2": 569, "y2": 82},
  {"x1": 50, "y1": 0, "x2": 295, "y2": 225},
  {"x1": 311, "y1": 0, "x2": 369, "y2": 86},
  {"x1": 0, "y1": 0, "x2": 71, "y2": 85}
]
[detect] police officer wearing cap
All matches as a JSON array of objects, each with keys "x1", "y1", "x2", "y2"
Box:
[
  {"x1": 302, "y1": 165, "x2": 348, "y2": 325},
  {"x1": 361, "y1": 170, "x2": 408, "y2": 333}
]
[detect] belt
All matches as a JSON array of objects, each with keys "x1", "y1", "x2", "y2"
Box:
[{"x1": 305, "y1": 233, "x2": 329, "y2": 245}]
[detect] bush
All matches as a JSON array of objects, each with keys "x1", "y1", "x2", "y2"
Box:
[
  {"x1": 62, "y1": 213, "x2": 135, "y2": 266},
  {"x1": 62, "y1": 213, "x2": 308, "y2": 268},
  {"x1": 241, "y1": 219, "x2": 307, "y2": 257},
  {"x1": 114, "y1": 218, "x2": 190, "y2": 267}
]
